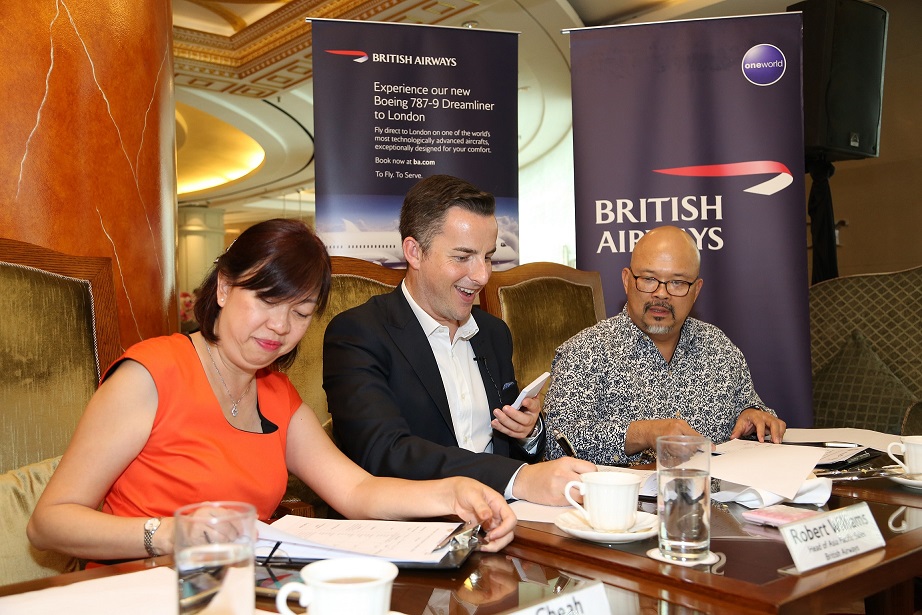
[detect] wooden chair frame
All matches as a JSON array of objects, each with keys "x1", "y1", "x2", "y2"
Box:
[
  {"x1": 480, "y1": 261, "x2": 606, "y2": 322},
  {"x1": 0, "y1": 238, "x2": 121, "y2": 378},
  {"x1": 330, "y1": 255, "x2": 407, "y2": 284}
]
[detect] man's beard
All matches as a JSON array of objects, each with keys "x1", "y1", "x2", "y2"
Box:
[{"x1": 642, "y1": 301, "x2": 675, "y2": 335}]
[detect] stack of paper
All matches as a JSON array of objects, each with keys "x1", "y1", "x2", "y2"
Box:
[{"x1": 256, "y1": 516, "x2": 460, "y2": 564}]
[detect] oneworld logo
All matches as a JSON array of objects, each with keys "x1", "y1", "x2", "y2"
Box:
[{"x1": 741, "y1": 44, "x2": 785, "y2": 86}]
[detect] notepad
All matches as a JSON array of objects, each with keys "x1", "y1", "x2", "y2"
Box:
[{"x1": 255, "y1": 516, "x2": 460, "y2": 564}]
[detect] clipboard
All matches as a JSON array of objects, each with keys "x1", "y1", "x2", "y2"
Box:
[{"x1": 255, "y1": 539, "x2": 477, "y2": 570}]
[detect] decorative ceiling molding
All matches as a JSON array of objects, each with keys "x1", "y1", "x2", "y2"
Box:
[{"x1": 173, "y1": 0, "x2": 478, "y2": 98}]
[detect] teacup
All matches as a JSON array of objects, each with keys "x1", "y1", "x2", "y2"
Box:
[
  {"x1": 887, "y1": 506, "x2": 922, "y2": 534},
  {"x1": 887, "y1": 435, "x2": 922, "y2": 475},
  {"x1": 275, "y1": 557, "x2": 398, "y2": 615},
  {"x1": 564, "y1": 471, "x2": 642, "y2": 531}
]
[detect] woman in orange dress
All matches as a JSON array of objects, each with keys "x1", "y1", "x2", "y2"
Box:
[{"x1": 28, "y1": 219, "x2": 514, "y2": 561}]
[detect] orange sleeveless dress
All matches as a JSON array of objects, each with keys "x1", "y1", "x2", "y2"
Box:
[{"x1": 101, "y1": 334, "x2": 302, "y2": 522}]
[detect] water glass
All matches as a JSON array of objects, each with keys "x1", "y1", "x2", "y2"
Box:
[
  {"x1": 175, "y1": 501, "x2": 256, "y2": 615},
  {"x1": 656, "y1": 435, "x2": 711, "y2": 562}
]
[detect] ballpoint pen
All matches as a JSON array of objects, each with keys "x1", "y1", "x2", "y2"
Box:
[{"x1": 553, "y1": 430, "x2": 577, "y2": 457}]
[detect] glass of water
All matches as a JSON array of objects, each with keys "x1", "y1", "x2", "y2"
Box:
[
  {"x1": 656, "y1": 435, "x2": 711, "y2": 562},
  {"x1": 175, "y1": 501, "x2": 256, "y2": 615}
]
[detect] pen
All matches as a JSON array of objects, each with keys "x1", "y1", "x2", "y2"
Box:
[{"x1": 554, "y1": 430, "x2": 577, "y2": 457}]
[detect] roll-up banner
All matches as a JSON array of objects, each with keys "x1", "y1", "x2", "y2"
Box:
[
  {"x1": 570, "y1": 14, "x2": 812, "y2": 426},
  {"x1": 311, "y1": 19, "x2": 520, "y2": 268}
]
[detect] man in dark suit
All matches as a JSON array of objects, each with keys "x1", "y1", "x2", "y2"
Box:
[{"x1": 323, "y1": 175, "x2": 593, "y2": 504}]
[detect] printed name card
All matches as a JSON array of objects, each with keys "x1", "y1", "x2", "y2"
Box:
[
  {"x1": 780, "y1": 502, "x2": 885, "y2": 573},
  {"x1": 504, "y1": 581, "x2": 610, "y2": 615}
]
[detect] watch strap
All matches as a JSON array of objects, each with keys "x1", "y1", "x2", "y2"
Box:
[{"x1": 144, "y1": 517, "x2": 161, "y2": 557}]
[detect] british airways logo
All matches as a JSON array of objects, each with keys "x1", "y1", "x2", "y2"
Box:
[
  {"x1": 654, "y1": 161, "x2": 793, "y2": 196},
  {"x1": 325, "y1": 49, "x2": 458, "y2": 66},
  {"x1": 325, "y1": 49, "x2": 368, "y2": 63}
]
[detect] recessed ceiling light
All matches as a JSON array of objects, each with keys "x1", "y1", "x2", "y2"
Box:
[{"x1": 461, "y1": 21, "x2": 478, "y2": 29}]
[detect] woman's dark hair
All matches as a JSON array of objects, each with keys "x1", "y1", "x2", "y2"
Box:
[
  {"x1": 399, "y1": 175, "x2": 495, "y2": 252},
  {"x1": 194, "y1": 218, "x2": 331, "y2": 371}
]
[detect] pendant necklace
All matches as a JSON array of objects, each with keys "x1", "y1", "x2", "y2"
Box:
[{"x1": 204, "y1": 341, "x2": 252, "y2": 417}]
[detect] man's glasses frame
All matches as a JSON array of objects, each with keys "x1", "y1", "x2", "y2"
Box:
[{"x1": 628, "y1": 269, "x2": 698, "y2": 297}]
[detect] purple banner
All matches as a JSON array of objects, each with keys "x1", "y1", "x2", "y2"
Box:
[
  {"x1": 312, "y1": 19, "x2": 519, "y2": 268},
  {"x1": 570, "y1": 14, "x2": 812, "y2": 426}
]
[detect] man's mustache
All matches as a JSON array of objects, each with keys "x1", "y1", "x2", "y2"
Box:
[{"x1": 643, "y1": 301, "x2": 675, "y2": 318}]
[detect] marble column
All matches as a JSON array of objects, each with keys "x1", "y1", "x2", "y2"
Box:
[{"x1": 0, "y1": 1, "x2": 176, "y2": 348}]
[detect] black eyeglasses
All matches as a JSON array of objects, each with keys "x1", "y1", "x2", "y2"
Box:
[{"x1": 629, "y1": 270, "x2": 697, "y2": 297}]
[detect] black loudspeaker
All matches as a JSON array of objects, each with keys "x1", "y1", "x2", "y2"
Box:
[{"x1": 788, "y1": 0, "x2": 889, "y2": 161}]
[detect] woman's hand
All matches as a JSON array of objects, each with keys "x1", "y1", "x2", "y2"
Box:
[{"x1": 447, "y1": 478, "x2": 516, "y2": 552}]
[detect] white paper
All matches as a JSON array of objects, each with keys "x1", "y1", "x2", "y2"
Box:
[
  {"x1": 256, "y1": 515, "x2": 458, "y2": 563},
  {"x1": 510, "y1": 499, "x2": 569, "y2": 523},
  {"x1": 818, "y1": 446, "x2": 869, "y2": 465},
  {"x1": 596, "y1": 465, "x2": 657, "y2": 497},
  {"x1": 0, "y1": 567, "x2": 177, "y2": 615},
  {"x1": 712, "y1": 441, "x2": 825, "y2": 500},
  {"x1": 783, "y1": 428, "x2": 901, "y2": 452},
  {"x1": 713, "y1": 476, "x2": 832, "y2": 509}
]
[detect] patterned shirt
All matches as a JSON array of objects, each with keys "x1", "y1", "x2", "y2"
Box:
[{"x1": 544, "y1": 308, "x2": 772, "y2": 465}]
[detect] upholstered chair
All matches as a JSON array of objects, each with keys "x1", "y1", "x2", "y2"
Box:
[
  {"x1": 279, "y1": 257, "x2": 405, "y2": 517},
  {"x1": 809, "y1": 266, "x2": 922, "y2": 433},
  {"x1": 480, "y1": 262, "x2": 606, "y2": 398},
  {"x1": 0, "y1": 239, "x2": 119, "y2": 584}
]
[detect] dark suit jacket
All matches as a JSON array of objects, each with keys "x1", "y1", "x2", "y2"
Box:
[{"x1": 322, "y1": 286, "x2": 545, "y2": 494}]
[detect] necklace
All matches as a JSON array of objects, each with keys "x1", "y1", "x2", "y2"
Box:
[{"x1": 204, "y1": 341, "x2": 252, "y2": 417}]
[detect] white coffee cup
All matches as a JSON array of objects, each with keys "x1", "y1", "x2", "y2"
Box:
[
  {"x1": 275, "y1": 557, "x2": 398, "y2": 615},
  {"x1": 888, "y1": 506, "x2": 922, "y2": 533},
  {"x1": 564, "y1": 471, "x2": 642, "y2": 531},
  {"x1": 887, "y1": 435, "x2": 922, "y2": 475}
]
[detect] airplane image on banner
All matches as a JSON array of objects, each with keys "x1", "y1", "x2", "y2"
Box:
[{"x1": 320, "y1": 220, "x2": 519, "y2": 269}]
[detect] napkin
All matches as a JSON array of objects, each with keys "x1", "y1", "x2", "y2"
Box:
[
  {"x1": 712, "y1": 476, "x2": 832, "y2": 509},
  {"x1": 0, "y1": 567, "x2": 277, "y2": 615}
]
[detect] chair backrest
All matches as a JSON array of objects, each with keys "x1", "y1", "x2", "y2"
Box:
[
  {"x1": 0, "y1": 239, "x2": 120, "y2": 473},
  {"x1": 809, "y1": 265, "x2": 922, "y2": 433},
  {"x1": 281, "y1": 257, "x2": 405, "y2": 518},
  {"x1": 0, "y1": 456, "x2": 80, "y2": 584},
  {"x1": 480, "y1": 262, "x2": 606, "y2": 392},
  {"x1": 284, "y1": 257, "x2": 406, "y2": 425}
]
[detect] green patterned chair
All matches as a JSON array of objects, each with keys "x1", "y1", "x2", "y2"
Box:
[
  {"x1": 279, "y1": 256, "x2": 405, "y2": 518},
  {"x1": 480, "y1": 262, "x2": 606, "y2": 399},
  {"x1": 0, "y1": 238, "x2": 120, "y2": 584},
  {"x1": 809, "y1": 266, "x2": 922, "y2": 434}
]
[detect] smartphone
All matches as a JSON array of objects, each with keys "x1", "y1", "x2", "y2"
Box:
[{"x1": 511, "y1": 371, "x2": 551, "y2": 409}]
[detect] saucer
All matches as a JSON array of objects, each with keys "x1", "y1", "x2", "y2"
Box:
[
  {"x1": 646, "y1": 548, "x2": 720, "y2": 567},
  {"x1": 554, "y1": 510, "x2": 658, "y2": 543},
  {"x1": 888, "y1": 474, "x2": 922, "y2": 490}
]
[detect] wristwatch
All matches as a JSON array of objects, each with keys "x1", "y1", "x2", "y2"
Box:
[{"x1": 143, "y1": 517, "x2": 161, "y2": 557}]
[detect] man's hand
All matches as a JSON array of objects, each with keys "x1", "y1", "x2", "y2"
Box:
[
  {"x1": 624, "y1": 419, "x2": 702, "y2": 455},
  {"x1": 511, "y1": 457, "x2": 596, "y2": 506},
  {"x1": 731, "y1": 408, "x2": 786, "y2": 444},
  {"x1": 491, "y1": 396, "x2": 541, "y2": 440}
]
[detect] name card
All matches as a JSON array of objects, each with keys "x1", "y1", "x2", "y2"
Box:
[
  {"x1": 504, "y1": 580, "x2": 610, "y2": 615},
  {"x1": 780, "y1": 502, "x2": 885, "y2": 573}
]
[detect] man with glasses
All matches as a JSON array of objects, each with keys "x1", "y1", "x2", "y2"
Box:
[{"x1": 544, "y1": 225, "x2": 785, "y2": 465}]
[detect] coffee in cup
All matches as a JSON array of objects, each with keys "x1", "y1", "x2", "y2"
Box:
[{"x1": 275, "y1": 557, "x2": 398, "y2": 615}]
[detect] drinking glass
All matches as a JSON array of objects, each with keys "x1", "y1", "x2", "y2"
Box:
[
  {"x1": 656, "y1": 435, "x2": 711, "y2": 562},
  {"x1": 175, "y1": 501, "x2": 256, "y2": 615}
]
